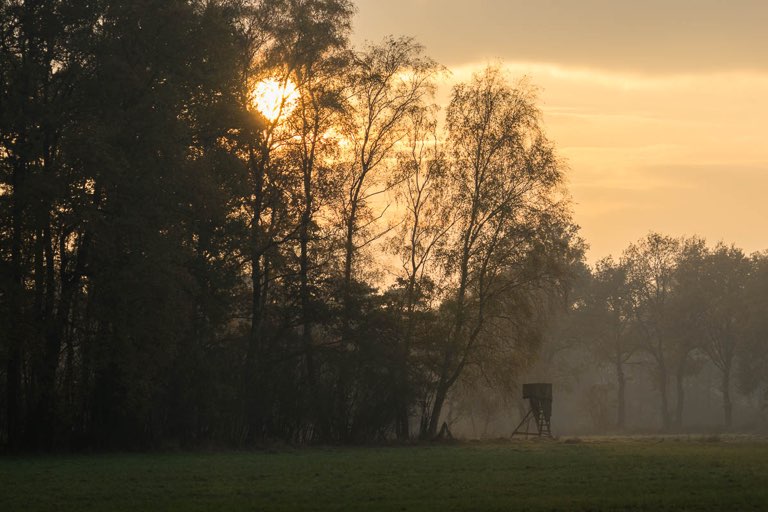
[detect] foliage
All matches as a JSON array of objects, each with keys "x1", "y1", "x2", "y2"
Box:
[
  {"x1": 566, "y1": 234, "x2": 768, "y2": 432},
  {"x1": 4, "y1": 1, "x2": 765, "y2": 451},
  {"x1": 0, "y1": 0, "x2": 581, "y2": 449}
]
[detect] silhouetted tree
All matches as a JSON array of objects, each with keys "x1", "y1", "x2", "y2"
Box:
[
  {"x1": 1, "y1": 0, "x2": 609, "y2": 450},
  {"x1": 388, "y1": 106, "x2": 451, "y2": 439},
  {"x1": 423, "y1": 67, "x2": 580, "y2": 438},
  {"x1": 330, "y1": 36, "x2": 438, "y2": 441}
]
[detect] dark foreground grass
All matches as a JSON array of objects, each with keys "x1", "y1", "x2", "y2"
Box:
[{"x1": 2, "y1": 437, "x2": 767, "y2": 511}]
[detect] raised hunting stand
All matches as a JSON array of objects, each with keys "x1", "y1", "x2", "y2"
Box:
[{"x1": 511, "y1": 383, "x2": 552, "y2": 438}]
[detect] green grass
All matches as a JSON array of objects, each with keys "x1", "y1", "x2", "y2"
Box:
[{"x1": 2, "y1": 437, "x2": 767, "y2": 511}]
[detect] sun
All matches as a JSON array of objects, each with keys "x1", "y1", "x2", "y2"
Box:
[{"x1": 251, "y1": 78, "x2": 299, "y2": 122}]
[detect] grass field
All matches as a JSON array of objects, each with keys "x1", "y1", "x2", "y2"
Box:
[{"x1": 2, "y1": 437, "x2": 767, "y2": 511}]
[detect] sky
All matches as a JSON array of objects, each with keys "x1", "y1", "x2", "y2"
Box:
[{"x1": 352, "y1": 0, "x2": 768, "y2": 262}]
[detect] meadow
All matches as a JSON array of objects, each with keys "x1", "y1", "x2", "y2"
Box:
[{"x1": 2, "y1": 437, "x2": 767, "y2": 511}]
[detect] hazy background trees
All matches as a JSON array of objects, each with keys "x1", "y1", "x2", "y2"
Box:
[{"x1": 502, "y1": 235, "x2": 768, "y2": 437}]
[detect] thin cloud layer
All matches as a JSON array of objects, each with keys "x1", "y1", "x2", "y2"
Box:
[{"x1": 354, "y1": 0, "x2": 768, "y2": 73}]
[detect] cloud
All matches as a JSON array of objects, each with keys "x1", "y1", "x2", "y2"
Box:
[{"x1": 353, "y1": 0, "x2": 768, "y2": 73}]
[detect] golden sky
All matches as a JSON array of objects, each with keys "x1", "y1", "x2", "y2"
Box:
[{"x1": 353, "y1": 0, "x2": 768, "y2": 261}]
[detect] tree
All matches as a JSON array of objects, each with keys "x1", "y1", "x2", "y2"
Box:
[
  {"x1": 0, "y1": 0, "x2": 102, "y2": 450},
  {"x1": 423, "y1": 67, "x2": 579, "y2": 438},
  {"x1": 665, "y1": 236, "x2": 708, "y2": 428},
  {"x1": 1, "y1": 0, "x2": 256, "y2": 450},
  {"x1": 227, "y1": 0, "x2": 353, "y2": 442},
  {"x1": 695, "y1": 244, "x2": 751, "y2": 428},
  {"x1": 278, "y1": 0, "x2": 354, "y2": 439},
  {"x1": 738, "y1": 252, "x2": 768, "y2": 420},
  {"x1": 388, "y1": 106, "x2": 451, "y2": 439},
  {"x1": 580, "y1": 257, "x2": 637, "y2": 429},
  {"x1": 622, "y1": 233, "x2": 682, "y2": 430},
  {"x1": 331, "y1": 36, "x2": 438, "y2": 440}
]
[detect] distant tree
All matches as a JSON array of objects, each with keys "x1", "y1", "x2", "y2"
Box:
[
  {"x1": 580, "y1": 257, "x2": 637, "y2": 430},
  {"x1": 665, "y1": 236, "x2": 708, "y2": 428},
  {"x1": 623, "y1": 233, "x2": 682, "y2": 430},
  {"x1": 738, "y1": 252, "x2": 768, "y2": 420},
  {"x1": 695, "y1": 244, "x2": 751, "y2": 428}
]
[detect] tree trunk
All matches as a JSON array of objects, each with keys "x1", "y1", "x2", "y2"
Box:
[
  {"x1": 35, "y1": 129, "x2": 62, "y2": 449},
  {"x1": 298, "y1": 101, "x2": 320, "y2": 438},
  {"x1": 36, "y1": 218, "x2": 60, "y2": 450},
  {"x1": 243, "y1": 147, "x2": 267, "y2": 443},
  {"x1": 658, "y1": 360, "x2": 671, "y2": 431},
  {"x1": 6, "y1": 323, "x2": 23, "y2": 451},
  {"x1": 342, "y1": 198, "x2": 357, "y2": 329},
  {"x1": 395, "y1": 275, "x2": 418, "y2": 441},
  {"x1": 722, "y1": 365, "x2": 732, "y2": 429},
  {"x1": 427, "y1": 380, "x2": 448, "y2": 438},
  {"x1": 674, "y1": 355, "x2": 691, "y2": 430},
  {"x1": 394, "y1": 343, "x2": 411, "y2": 440},
  {"x1": 299, "y1": 153, "x2": 320, "y2": 437},
  {"x1": 335, "y1": 183, "x2": 362, "y2": 442},
  {"x1": 616, "y1": 354, "x2": 626, "y2": 430},
  {"x1": 7, "y1": 157, "x2": 25, "y2": 451},
  {"x1": 396, "y1": 403, "x2": 410, "y2": 441}
]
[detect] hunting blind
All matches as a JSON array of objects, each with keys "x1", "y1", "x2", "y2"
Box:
[{"x1": 512, "y1": 383, "x2": 552, "y2": 438}]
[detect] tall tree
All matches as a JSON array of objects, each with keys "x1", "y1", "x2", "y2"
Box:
[
  {"x1": 0, "y1": 0, "x2": 102, "y2": 449},
  {"x1": 278, "y1": 0, "x2": 354, "y2": 439},
  {"x1": 389, "y1": 106, "x2": 451, "y2": 439},
  {"x1": 332, "y1": 36, "x2": 438, "y2": 440},
  {"x1": 424, "y1": 67, "x2": 579, "y2": 438},
  {"x1": 233, "y1": 0, "x2": 305, "y2": 442}
]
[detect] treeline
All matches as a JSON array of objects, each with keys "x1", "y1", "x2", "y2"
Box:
[
  {"x1": 0, "y1": 0, "x2": 580, "y2": 450},
  {"x1": 538, "y1": 234, "x2": 768, "y2": 433}
]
